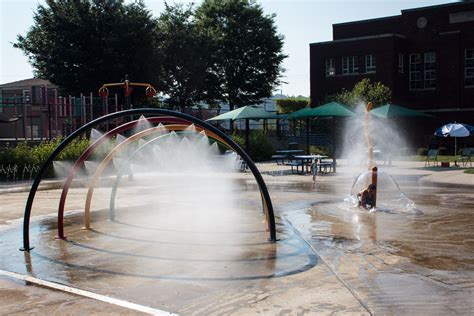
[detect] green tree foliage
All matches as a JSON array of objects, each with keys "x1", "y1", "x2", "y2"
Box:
[
  {"x1": 276, "y1": 98, "x2": 309, "y2": 113},
  {"x1": 155, "y1": 3, "x2": 218, "y2": 109},
  {"x1": 14, "y1": 0, "x2": 158, "y2": 95},
  {"x1": 326, "y1": 78, "x2": 392, "y2": 108},
  {"x1": 196, "y1": 0, "x2": 287, "y2": 111},
  {"x1": 15, "y1": 0, "x2": 287, "y2": 111}
]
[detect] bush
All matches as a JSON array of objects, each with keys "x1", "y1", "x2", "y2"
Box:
[
  {"x1": 231, "y1": 131, "x2": 274, "y2": 162},
  {"x1": 309, "y1": 145, "x2": 330, "y2": 156},
  {"x1": 0, "y1": 137, "x2": 90, "y2": 180},
  {"x1": 231, "y1": 133, "x2": 245, "y2": 148},
  {"x1": 417, "y1": 147, "x2": 428, "y2": 156},
  {"x1": 248, "y1": 131, "x2": 274, "y2": 161},
  {"x1": 276, "y1": 98, "x2": 309, "y2": 114}
]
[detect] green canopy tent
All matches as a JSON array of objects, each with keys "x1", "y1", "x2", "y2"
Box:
[
  {"x1": 370, "y1": 103, "x2": 433, "y2": 118},
  {"x1": 289, "y1": 102, "x2": 356, "y2": 172},
  {"x1": 370, "y1": 104, "x2": 434, "y2": 155},
  {"x1": 287, "y1": 107, "x2": 314, "y2": 151},
  {"x1": 288, "y1": 107, "x2": 315, "y2": 120},
  {"x1": 207, "y1": 106, "x2": 284, "y2": 150}
]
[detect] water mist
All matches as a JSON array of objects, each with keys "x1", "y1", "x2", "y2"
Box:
[{"x1": 342, "y1": 101, "x2": 415, "y2": 212}]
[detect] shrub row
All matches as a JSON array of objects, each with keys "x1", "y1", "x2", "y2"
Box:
[
  {"x1": 275, "y1": 98, "x2": 309, "y2": 114},
  {"x1": 0, "y1": 138, "x2": 90, "y2": 180},
  {"x1": 232, "y1": 131, "x2": 274, "y2": 162}
]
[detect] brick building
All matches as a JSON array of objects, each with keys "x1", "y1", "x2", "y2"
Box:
[
  {"x1": 0, "y1": 78, "x2": 58, "y2": 140},
  {"x1": 310, "y1": 2, "x2": 474, "y2": 147},
  {"x1": 0, "y1": 78, "x2": 119, "y2": 143}
]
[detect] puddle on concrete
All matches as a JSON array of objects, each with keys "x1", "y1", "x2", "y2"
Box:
[
  {"x1": 283, "y1": 183, "x2": 474, "y2": 314},
  {"x1": 1, "y1": 175, "x2": 473, "y2": 314}
]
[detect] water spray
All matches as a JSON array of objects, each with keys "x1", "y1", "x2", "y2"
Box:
[
  {"x1": 364, "y1": 102, "x2": 374, "y2": 170},
  {"x1": 365, "y1": 102, "x2": 377, "y2": 208}
]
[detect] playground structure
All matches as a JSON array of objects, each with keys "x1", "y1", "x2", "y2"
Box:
[
  {"x1": 0, "y1": 76, "x2": 158, "y2": 142},
  {"x1": 98, "y1": 74, "x2": 157, "y2": 110},
  {"x1": 21, "y1": 108, "x2": 277, "y2": 252}
]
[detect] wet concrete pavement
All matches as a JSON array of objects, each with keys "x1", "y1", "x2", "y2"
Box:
[
  {"x1": 0, "y1": 275, "x2": 137, "y2": 315},
  {"x1": 1, "y1": 160, "x2": 473, "y2": 314}
]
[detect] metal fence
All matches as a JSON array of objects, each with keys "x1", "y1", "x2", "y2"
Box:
[{"x1": 0, "y1": 91, "x2": 332, "y2": 150}]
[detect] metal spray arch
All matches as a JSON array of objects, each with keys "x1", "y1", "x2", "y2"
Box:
[{"x1": 21, "y1": 109, "x2": 277, "y2": 251}]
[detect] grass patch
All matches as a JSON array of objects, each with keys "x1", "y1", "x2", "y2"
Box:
[{"x1": 464, "y1": 168, "x2": 474, "y2": 174}]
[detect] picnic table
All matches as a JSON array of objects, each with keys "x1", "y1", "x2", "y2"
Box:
[
  {"x1": 289, "y1": 154, "x2": 329, "y2": 174},
  {"x1": 272, "y1": 149, "x2": 305, "y2": 165}
]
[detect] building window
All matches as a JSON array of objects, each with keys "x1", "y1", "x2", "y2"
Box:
[
  {"x1": 409, "y1": 54, "x2": 422, "y2": 89},
  {"x1": 466, "y1": 49, "x2": 474, "y2": 87},
  {"x1": 424, "y1": 52, "x2": 436, "y2": 89},
  {"x1": 326, "y1": 58, "x2": 335, "y2": 77},
  {"x1": 342, "y1": 56, "x2": 358, "y2": 75},
  {"x1": 398, "y1": 53, "x2": 404, "y2": 73},
  {"x1": 23, "y1": 90, "x2": 31, "y2": 104},
  {"x1": 365, "y1": 54, "x2": 376, "y2": 73}
]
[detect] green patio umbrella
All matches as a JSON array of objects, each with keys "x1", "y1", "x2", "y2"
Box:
[
  {"x1": 287, "y1": 107, "x2": 313, "y2": 153},
  {"x1": 289, "y1": 102, "x2": 356, "y2": 171},
  {"x1": 287, "y1": 107, "x2": 315, "y2": 120},
  {"x1": 308, "y1": 102, "x2": 357, "y2": 118},
  {"x1": 370, "y1": 104, "x2": 434, "y2": 155},
  {"x1": 310, "y1": 102, "x2": 356, "y2": 172},
  {"x1": 207, "y1": 106, "x2": 280, "y2": 150},
  {"x1": 370, "y1": 103, "x2": 433, "y2": 118},
  {"x1": 207, "y1": 105, "x2": 276, "y2": 121}
]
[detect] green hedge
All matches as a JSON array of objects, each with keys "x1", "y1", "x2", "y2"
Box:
[
  {"x1": 232, "y1": 131, "x2": 274, "y2": 162},
  {"x1": 309, "y1": 145, "x2": 331, "y2": 156},
  {"x1": 276, "y1": 98, "x2": 309, "y2": 114},
  {"x1": 0, "y1": 138, "x2": 90, "y2": 180}
]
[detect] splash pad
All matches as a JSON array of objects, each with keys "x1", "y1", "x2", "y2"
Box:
[
  {"x1": 348, "y1": 169, "x2": 415, "y2": 212},
  {"x1": 345, "y1": 102, "x2": 415, "y2": 213},
  {"x1": 21, "y1": 109, "x2": 277, "y2": 252}
]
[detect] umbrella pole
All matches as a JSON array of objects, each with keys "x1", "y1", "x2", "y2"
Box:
[
  {"x1": 245, "y1": 118, "x2": 249, "y2": 151},
  {"x1": 333, "y1": 116, "x2": 336, "y2": 173},
  {"x1": 306, "y1": 118, "x2": 310, "y2": 154},
  {"x1": 455, "y1": 137, "x2": 457, "y2": 156}
]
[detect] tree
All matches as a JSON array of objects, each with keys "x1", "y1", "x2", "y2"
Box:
[
  {"x1": 325, "y1": 78, "x2": 392, "y2": 108},
  {"x1": 196, "y1": 0, "x2": 287, "y2": 112},
  {"x1": 276, "y1": 98, "x2": 309, "y2": 114},
  {"x1": 14, "y1": 0, "x2": 158, "y2": 95},
  {"x1": 155, "y1": 3, "x2": 218, "y2": 110}
]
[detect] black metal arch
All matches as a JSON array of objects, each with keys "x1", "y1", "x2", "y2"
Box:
[{"x1": 22, "y1": 108, "x2": 277, "y2": 251}]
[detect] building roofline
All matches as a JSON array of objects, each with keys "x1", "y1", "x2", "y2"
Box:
[
  {"x1": 401, "y1": 2, "x2": 468, "y2": 14},
  {"x1": 0, "y1": 78, "x2": 57, "y2": 89},
  {"x1": 310, "y1": 33, "x2": 406, "y2": 46},
  {"x1": 332, "y1": 2, "x2": 467, "y2": 28},
  {"x1": 333, "y1": 15, "x2": 400, "y2": 27}
]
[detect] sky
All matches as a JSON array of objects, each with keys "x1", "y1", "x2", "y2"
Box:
[{"x1": 0, "y1": 0, "x2": 458, "y2": 97}]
